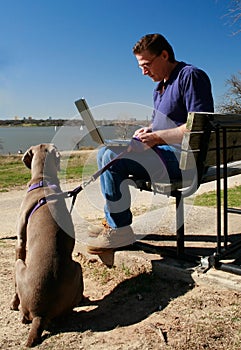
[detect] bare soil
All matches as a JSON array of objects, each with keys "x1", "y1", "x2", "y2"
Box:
[{"x1": 1, "y1": 184, "x2": 241, "y2": 350}]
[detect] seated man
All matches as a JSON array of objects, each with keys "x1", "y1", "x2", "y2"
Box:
[{"x1": 87, "y1": 33, "x2": 214, "y2": 266}]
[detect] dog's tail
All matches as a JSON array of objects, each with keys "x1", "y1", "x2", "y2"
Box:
[{"x1": 26, "y1": 316, "x2": 47, "y2": 347}]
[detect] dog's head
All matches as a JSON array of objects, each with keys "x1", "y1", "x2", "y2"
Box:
[{"x1": 22, "y1": 144, "x2": 61, "y2": 178}]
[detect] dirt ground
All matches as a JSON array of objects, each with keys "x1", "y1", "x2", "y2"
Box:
[{"x1": 1, "y1": 183, "x2": 241, "y2": 349}]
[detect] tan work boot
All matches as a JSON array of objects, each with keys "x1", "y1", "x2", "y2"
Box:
[{"x1": 87, "y1": 220, "x2": 135, "y2": 267}]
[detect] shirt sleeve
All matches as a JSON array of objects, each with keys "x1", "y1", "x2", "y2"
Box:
[{"x1": 180, "y1": 67, "x2": 214, "y2": 113}]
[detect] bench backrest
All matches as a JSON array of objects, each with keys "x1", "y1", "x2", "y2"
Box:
[{"x1": 180, "y1": 112, "x2": 241, "y2": 173}]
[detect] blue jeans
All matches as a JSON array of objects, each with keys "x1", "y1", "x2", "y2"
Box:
[{"x1": 97, "y1": 145, "x2": 181, "y2": 228}]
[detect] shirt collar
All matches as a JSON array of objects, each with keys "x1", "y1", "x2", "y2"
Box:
[{"x1": 156, "y1": 61, "x2": 187, "y2": 92}]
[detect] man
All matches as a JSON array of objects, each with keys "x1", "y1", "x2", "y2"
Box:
[{"x1": 87, "y1": 33, "x2": 214, "y2": 266}]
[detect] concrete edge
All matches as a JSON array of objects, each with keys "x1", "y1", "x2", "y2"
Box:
[
  {"x1": 75, "y1": 242, "x2": 241, "y2": 292},
  {"x1": 151, "y1": 258, "x2": 241, "y2": 292}
]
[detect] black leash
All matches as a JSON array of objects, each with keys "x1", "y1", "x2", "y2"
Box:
[
  {"x1": 66, "y1": 137, "x2": 159, "y2": 213},
  {"x1": 59, "y1": 137, "x2": 155, "y2": 213},
  {"x1": 67, "y1": 149, "x2": 127, "y2": 213}
]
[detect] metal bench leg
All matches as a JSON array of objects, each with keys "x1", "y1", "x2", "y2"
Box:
[{"x1": 176, "y1": 192, "x2": 184, "y2": 256}]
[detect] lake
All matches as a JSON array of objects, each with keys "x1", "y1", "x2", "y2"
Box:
[{"x1": 0, "y1": 124, "x2": 141, "y2": 154}]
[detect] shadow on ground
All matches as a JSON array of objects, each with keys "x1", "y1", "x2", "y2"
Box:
[{"x1": 44, "y1": 270, "x2": 194, "y2": 341}]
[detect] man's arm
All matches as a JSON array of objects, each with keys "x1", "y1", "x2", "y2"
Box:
[{"x1": 137, "y1": 123, "x2": 187, "y2": 147}]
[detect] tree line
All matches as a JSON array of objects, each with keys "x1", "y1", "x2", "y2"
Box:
[{"x1": 218, "y1": 0, "x2": 241, "y2": 114}]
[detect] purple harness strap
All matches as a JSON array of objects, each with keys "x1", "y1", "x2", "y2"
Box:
[
  {"x1": 27, "y1": 181, "x2": 62, "y2": 223},
  {"x1": 28, "y1": 180, "x2": 59, "y2": 193},
  {"x1": 28, "y1": 180, "x2": 44, "y2": 192},
  {"x1": 28, "y1": 198, "x2": 47, "y2": 221}
]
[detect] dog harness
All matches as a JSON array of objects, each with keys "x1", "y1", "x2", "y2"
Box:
[
  {"x1": 26, "y1": 180, "x2": 83, "y2": 222},
  {"x1": 27, "y1": 181, "x2": 62, "y2": 222}
]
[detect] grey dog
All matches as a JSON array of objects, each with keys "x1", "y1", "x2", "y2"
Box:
[{"x1": 11, "y1": 144, "x2": 84, "y2": 347}]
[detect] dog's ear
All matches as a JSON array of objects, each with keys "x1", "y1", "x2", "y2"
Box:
[
  {"x1": 48, "y1": 144, "x2": 61, "y2": 171},
  {"x1": 22, "y1": 148, "x2": 33, "y2": 169},
  {"x1": 55, "y1": 150, "x2": 61, "y2": 172}
]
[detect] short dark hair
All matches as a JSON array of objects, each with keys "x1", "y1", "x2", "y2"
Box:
[{"x1": 132, "y1": 33, "x2": 175, "y2": 63}]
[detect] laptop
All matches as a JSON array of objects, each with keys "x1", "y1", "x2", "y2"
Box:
[{"x1": 74, "y1": 98, "x2": 130, "y2": 146}]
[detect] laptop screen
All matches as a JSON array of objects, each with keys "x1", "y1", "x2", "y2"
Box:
[{"x1": 75, "y1": 98, "x2": 104, "y2": 145}]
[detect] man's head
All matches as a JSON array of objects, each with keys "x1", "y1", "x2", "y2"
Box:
[{"x1": 133, "y1": 33, "x2": 177, "y2": 82}]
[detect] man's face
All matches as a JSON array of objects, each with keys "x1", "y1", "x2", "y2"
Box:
[{"x1": 135, "y1": 49, "x2": 169, "y2": 82}]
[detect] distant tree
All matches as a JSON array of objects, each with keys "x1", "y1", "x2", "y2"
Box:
[
  {"x1": 218, "y1": 71, "x2": 241, "y2": 113},
  {"x1": 225, "y1": 0, "x2": 241, "y2": 34},
  {"x1": 217, "y1": 2, "x2": 241, "y2": 112}
]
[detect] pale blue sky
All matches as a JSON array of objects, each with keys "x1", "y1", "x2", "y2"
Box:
[{"x1": 0, "y1": 0, "x2": 240, "y2": 119}]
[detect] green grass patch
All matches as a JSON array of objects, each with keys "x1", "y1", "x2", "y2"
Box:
[
  {"x1": 59, "y1": 164, "x2": 97, "y2": 180},
  {"x1": 0, "y1": 152, "x2": 98, "y2": 191},
  {"x1": 0, "y1": 155, "x2": 30, "y2": 190},
  {"x1": 2, "y1": 152, "x2": 241, "y2": 210},
  {"x1": 194, "y1": 186, "x2": 241, "y2": 208}
]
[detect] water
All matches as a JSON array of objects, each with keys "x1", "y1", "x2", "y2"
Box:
[
  {"x1": 0, "y1": 127, "x2": 55, "y2": 154},
  {"x1": 0, "y1": 124, "x2": 141, "y2": 154}
]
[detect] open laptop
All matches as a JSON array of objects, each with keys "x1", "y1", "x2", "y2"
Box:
[{"x1": 74, "y1": 98, "x2": 130, "y2": 146}]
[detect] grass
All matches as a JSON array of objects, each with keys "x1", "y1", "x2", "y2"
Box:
[
  {"x1": 1, "y1": 152, "x2": 241, "y2": 209},
  {"x1": 0, "y1": 151, "x2": 98, "y2": 192},
  {"x1": 59, "y1": 157, "x2": 97, "y2": 181},
  {"x1": 0, "y1": 155, "x2": 30, "y2": 191},
  {"x1": 194, "y1": 186, "x2": 241, "y2": 208}
]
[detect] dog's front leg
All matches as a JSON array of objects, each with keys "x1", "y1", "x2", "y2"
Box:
[
  {"x1": 10, "y1": 290, "x2": 20, "y2": 310},
  {"x1": 11, "y1": 216, "x2": 27, "y2": 310},
  {"x1": 10, "y1": 259, "x2": 22, "y2": 310},
  {"x1": 11, "y1": 208, "x2": 27, "y2": 310},
  {"x1": 16, "y1": 238, "x2": 26, "y2": 261},
  {"x1": 16, "y1": 216, "x2": 27, "y2": 261},
  {"x1": 11, "y1": 215, "x2": 27, "y2": 310}
]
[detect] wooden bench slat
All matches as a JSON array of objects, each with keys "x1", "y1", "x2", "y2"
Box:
[
  {"x1": 180, "y1": 147, "x2": 241, "y2": 170},
  {"x1": 186, "y1": 112, "x2": 241, "y2": 131},
  {"x1": 182, "y1": 130, "x2": 241, "y2": 152},
  {"x1": 181, "y1": 115, "x2": 241, "y2": 170}
]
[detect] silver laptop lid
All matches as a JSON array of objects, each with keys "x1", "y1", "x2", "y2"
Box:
[
  {"x1": 75, "y1": 98, "x2": 130, "y2": 147},
  {"x1": 75, "y1": 98, "x2": 105, "y2": 145}
]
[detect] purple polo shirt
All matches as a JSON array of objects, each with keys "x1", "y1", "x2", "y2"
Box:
[{"x1": 152, "y1": 61, "x2": 214, "y2": 132}]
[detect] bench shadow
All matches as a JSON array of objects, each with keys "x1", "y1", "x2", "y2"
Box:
[
  {"x1": 141, "y1": 232, "x2": 241, "y2": 244},
  {"x1": 136, "y1": 232, "x2": 241, "y2": 258},
  {"x1": 43, "y1": 270, "x2": 194, "y2": 340}
]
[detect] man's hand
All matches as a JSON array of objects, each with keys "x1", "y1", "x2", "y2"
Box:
[
  {"x1": 137, "y1": 131, "x2": 160, "y2": 148},
  {"x1": 133, "y1": 126, "x2": 152, "y2": 138},
  {"x1": 133, "y1": 123, "x2": 187, "y2": 148}
]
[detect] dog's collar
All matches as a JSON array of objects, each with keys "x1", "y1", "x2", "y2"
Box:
[{"x1": 28, "y1": 180, "x2": 59, "y2": 192}]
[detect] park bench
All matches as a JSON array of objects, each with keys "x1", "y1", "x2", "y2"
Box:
[{"x1": 132, "y1": 112, "x2": 241, "y2": 274}]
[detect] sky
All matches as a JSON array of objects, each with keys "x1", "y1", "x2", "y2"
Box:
[{"x1": 0, "y1": 0, "x2": 240, "y2": 120}]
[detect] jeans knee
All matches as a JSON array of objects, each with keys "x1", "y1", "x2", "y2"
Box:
[
  {"x1": 97, "y1": 147, "x2": 107, "y2": 168},
  {"x1": 97, "y1": 147, "x2": 117, "y2": 167}
]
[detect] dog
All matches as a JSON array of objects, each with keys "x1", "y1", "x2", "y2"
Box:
[{"x1": 11, "y1": 144, "x2": 84, "y2": 347}]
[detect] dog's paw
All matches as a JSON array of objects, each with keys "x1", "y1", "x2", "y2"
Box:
[
  {"x1": 10, "y1": 294, "x2": 20, "y2": 311},
  {"x1": 21, "y1": 315, "x2": 31, "y2": 324}
]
